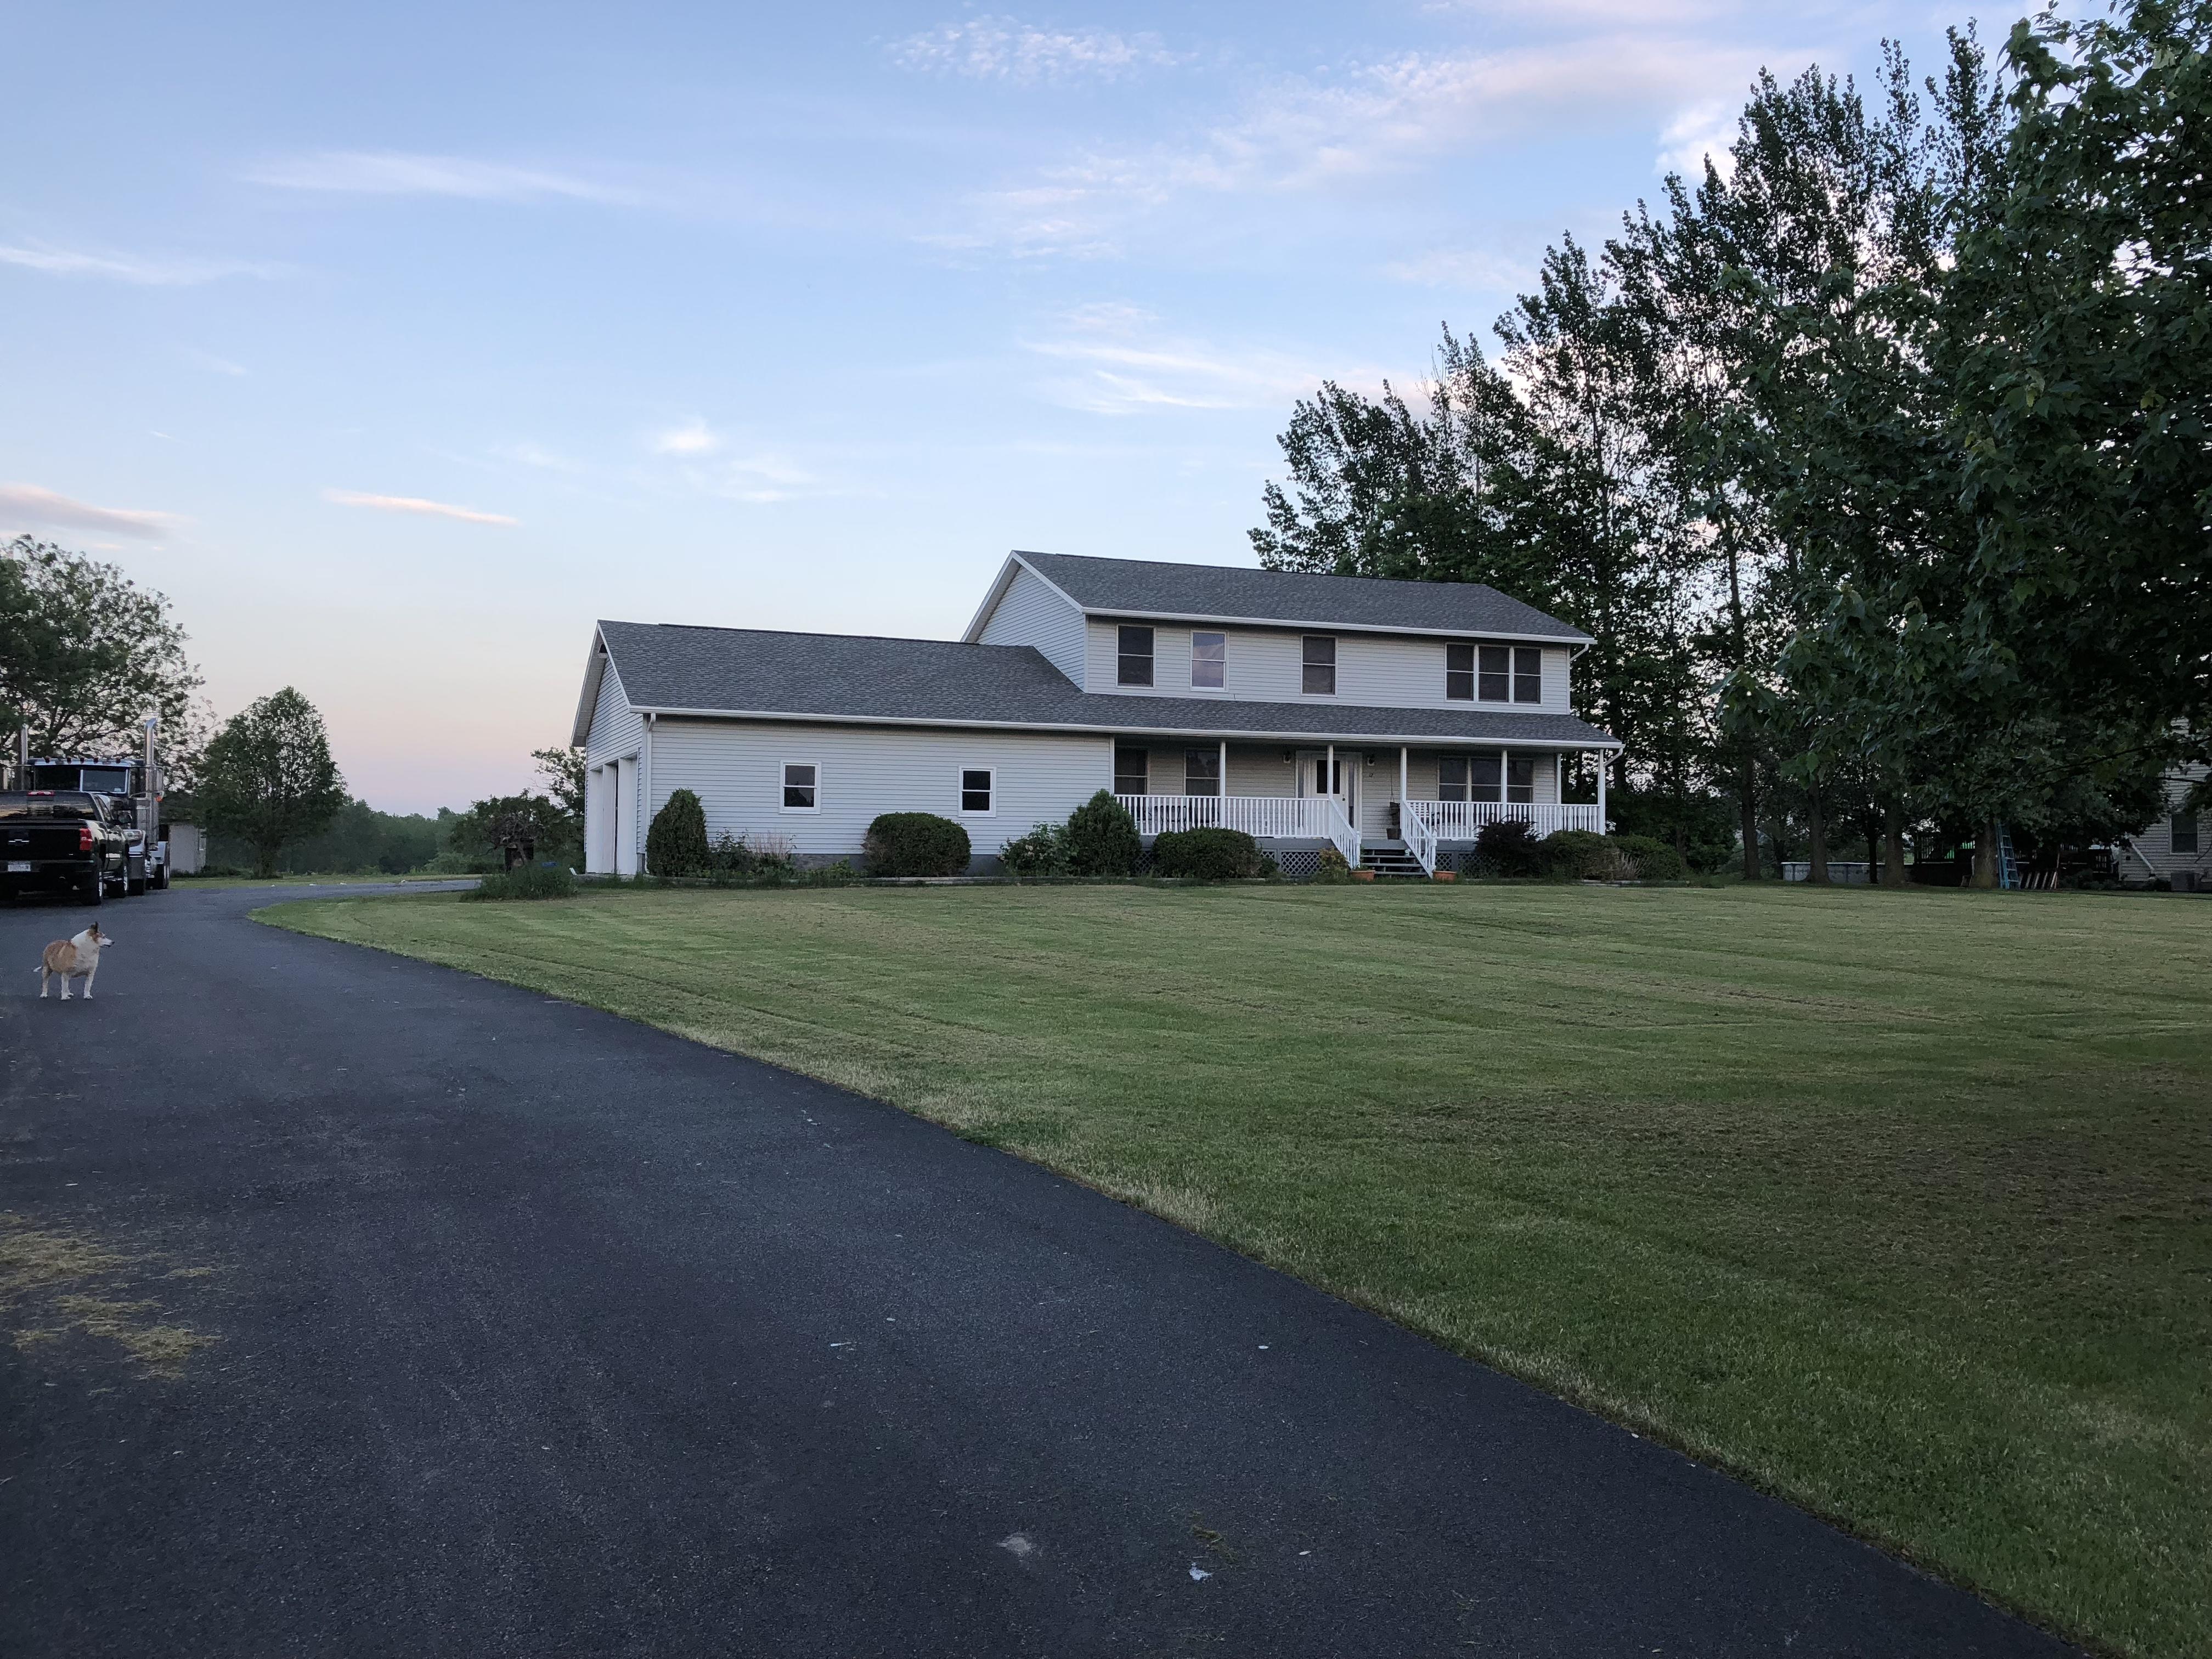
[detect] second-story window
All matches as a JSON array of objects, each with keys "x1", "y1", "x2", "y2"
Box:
[
  {"x1": 1478, "y1": 645, "x2": 1510, "y2": 700},
  {"x1": 1513, "y1": 647, "x2": 1543, "y2": 704},
  {"x1": 1192, "y1": 630, "x2": 1227, "y2": 689},
  {"x1": 1302, "y1": 635, "x2": 1336, "y2": 695},
  {"x1": 1118, "y1": 624, "x2": 1154, "y2": 686},
  {"x1": 1446, "y1": 642, "x2": 1474, "y2": 701}
]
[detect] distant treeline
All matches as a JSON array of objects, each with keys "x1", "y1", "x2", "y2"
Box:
[{"x1": 199, "y1": 798, "x2": 454, "y2": 876}]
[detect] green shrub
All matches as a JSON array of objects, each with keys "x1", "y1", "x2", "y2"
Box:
[
  {"x1": 465, "y1": 864, "x2": 576, "y2": 901},
  {"x1": 999, "y1": 822, "x2": 1070, "y2": 879},
  {"x1": 646, "y1": 789, "x2": 711, "y2": 876},
  {"x1": 1311, "y1": 847, "x2": 1355, "y2": 884},
  {"x1": 1610, "y1": 833, "x2": 1688, "y2": 881},
  {"x1": 865, "y1": 812, "x2": 971, "y2": 876},
  {"x1": 1540, "y1": 828, "x2": 1630, "y2": 881},
  {"x1": 1152, "y1": 826, "x2": 1265, "y2": 879},
  {"x1": 1472, "y1": 819, "x2": 1543, "y2": 877},
  {"x1": 1064, "y1": 790, "x2": 1139, "y2": 877}
]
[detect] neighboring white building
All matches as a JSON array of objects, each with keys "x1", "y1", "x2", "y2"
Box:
[
  {"x1": 2120, "y1": 761, "x2": 2208, "y2": 889},
  {"x1": 573, "y1": 551, "x2": 1621, "y2": 877}
]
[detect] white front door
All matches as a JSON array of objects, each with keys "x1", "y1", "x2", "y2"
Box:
[{"x1": 1300, "y1": 753, "x2": 1356, "y2": 832}]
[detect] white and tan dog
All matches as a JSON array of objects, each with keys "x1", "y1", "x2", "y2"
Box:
[{"x1": 36, "y1": 925, "x2": 114, "y2": 1000}]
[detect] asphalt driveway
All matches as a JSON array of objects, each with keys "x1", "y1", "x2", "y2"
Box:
[{"x1": 0, "y1": 882, "x2": 2074, "y2": 1657}]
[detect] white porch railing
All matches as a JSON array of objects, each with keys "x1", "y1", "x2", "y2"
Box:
[
  {"x1": 1402, "y1": 800, "x2": 1440, "y2": 877},
  {"x1": 1322, "y1": 793, "x2": 1362, "y2": 870},
  {"x1": 1414, "y1": 800, "x2": 1604, "y2": 840},
  {"x1": 1115, "y1": 794, "x2": 1338, "y2": 839}
]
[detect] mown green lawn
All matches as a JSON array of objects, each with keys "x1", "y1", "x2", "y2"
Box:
[{"x1": 268, "y1": 881, "x2": 2212, "y2": 1656}]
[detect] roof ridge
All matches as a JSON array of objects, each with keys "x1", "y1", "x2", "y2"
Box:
[
  {"x1": 601, "y1": 620, "x2": 1039, "y2": 651},
  {"x1": 1017, "y1": 550, "x2": 1509, "y2": 597}
]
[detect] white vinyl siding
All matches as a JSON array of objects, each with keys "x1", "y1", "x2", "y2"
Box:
[
  {"x1": 975, "y1": 563, "x2": 1088, "y2": 687},
  {"x1": 1082, "y1": 619, "x2": 1575, "y2": 714},
  {"x1": 2129, "y1": 761, "x2": 2210, "y2": 879},
  {"x1": 581, "y1": 656, "x2": 646, "y2": 873},
  {"x1": 643, "y1": 719, "x2": 1110, "y2": 859}
]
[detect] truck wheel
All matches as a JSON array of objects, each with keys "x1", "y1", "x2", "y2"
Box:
[
  {"x1": 81, "y1": 874, "x2": 104, "y2": 906},
  {"x1": 153, "y1": 866, "x2": 170, "y2": 890}
]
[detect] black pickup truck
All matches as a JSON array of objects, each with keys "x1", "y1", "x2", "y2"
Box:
[{"x1": 0, "y1": 791, "x2": 133, "y2": 904}]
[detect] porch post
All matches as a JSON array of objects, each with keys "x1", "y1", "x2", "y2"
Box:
[
  {"x1": 1218, "y1": 738, "x2": 1227, "y2": 799},
  {"x1": 1596, "y1": 752, "x2": 1607, "y2": 831},
  {"x1": 1399, "y1": 746, "x2": 1408, "y2": 809},
  {"x1": 1326, "y1": 743, "x2": 1335, "y2": 802}
]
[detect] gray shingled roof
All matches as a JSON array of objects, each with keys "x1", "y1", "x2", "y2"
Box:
[
  {"x1": 1013, "y1": 551, "x2": 1591, "y2": 642},
  {"x1": 591, "y1": 620, "x2": 1616, "y2": 748}
]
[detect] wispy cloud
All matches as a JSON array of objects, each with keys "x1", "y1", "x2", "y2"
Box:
[
  {"x1": 651, "y1": 419, "x2": 720, "y2": 457},
  {"x1": 183, "y1": 347, "x2": 249, "y2": 376},
  {"x1": 324, "y1": 489, "x2": 517, "y2": 527},
  {"x1": 0, "y1": 242, "x2": 284, "y2": 285},
  {"x1": 935, "y1": 34, "x2": 1773, "y2": 258},
  {"x1": 1383, "y1": 247, "x2": 1538, "y2": 292},
  {"x1": 0, "y1": 483, "x2": 179, "y2": 541},
  {"x1": 1024, "y1": 304, "x2": 1333, "y2": 415},
  {"x1": 890, "y1": 15, "x2": 1181, "y2": 81},
  {"x1": 247, "y1": 151, "x2": 637, "y2": 205},
  {"x1": 1656, "y1": 100, "x2": 1740, "y2": 178}
]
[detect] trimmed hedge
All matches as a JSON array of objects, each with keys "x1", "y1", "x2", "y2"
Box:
[
  {"x1": 1064, "y1": 790, "x2": 1139, "y2": 877},
  {"x1": 865, "y1": 812, "x2": 971, "y2": 877},
  {"x1": 465, "y1": 864, "x2": 575, "y2": 901},
  {"x1": 999, "y1": 822, "x2": 1070, "y2": 879},
  {"x1": 1610, "y1": 833, "x2": 1688, "y2": 881},
  {"x1": 1538, "y1": 828, "x2": 1618, "y2": 880},
  {"x1": 646, "y1": 788, "x2": 710, "y2": 876},
  {"x1": 1472, "y1": 817, "x2": 1544, "y2": 877},
  {"x1": 1152, "y1": 826, "x2": 1265, "y2": 879}
]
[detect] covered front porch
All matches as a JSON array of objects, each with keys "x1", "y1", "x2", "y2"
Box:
[{"x1": 1109, "y1": 736, "x2": 1612, "y2": 876}]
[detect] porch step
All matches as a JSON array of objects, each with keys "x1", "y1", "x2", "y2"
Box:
[{"x1": 1361, "y1": 845, "x2": 1431, "y2": 880}]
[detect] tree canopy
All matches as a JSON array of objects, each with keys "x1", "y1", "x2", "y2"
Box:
[
  {"x1": 1250, "y1": 3, "x2": 2211, "y2": 883},
  {"x1": 197, "y1": 688, "x2": 349, "y2": 878},
  {"x1": 0, "y1": 535, "x2": 202, "y2": 761}
]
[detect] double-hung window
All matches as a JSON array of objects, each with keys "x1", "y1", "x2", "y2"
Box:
[
  {"x1": 1505, "y1": 754, "x2": 1536, "y2": 804},
  {"x1": 1446, "y1": 642, "x2": 1475, "y2": 701},
  {"x1": 1475, "y1": 646, "x2": 1545, "y2": 703},
  {"x1": 1184, "y1": 749, "x2": 1221, "y2": 797},
  {"x1": 1437, "y1": 757, "x2": 1470, "y2": 802},
  {"x1": 782, "y1": 762, "x2": 819, "y2": 811},
  {"x1": 1477, "y1": 646, "x2": 1510, "y2": 701},
  {"x1": 1302, "y1": 635, "x2": 1336, "y2": 695},
  {"x1": 960, "y1": 768, "x2": 994, "y2": 814},
  {"x1": 1470, "y1": 754, "x2": 1503, "y2": 803},
  {"x1": 1114, "y1": 746, "x2": 1148, "y2": 796},
  {"x1": 1513, "y1": 647, "x2": 1543, "y2": 704},
  {"x1": 1191, "y1": 630, "x2": 1227, "y2": 690},
  {"x1": 1117, "y1": 625, "x2": 1155, "y2": 687},
  {"x1": 2175, "y1": 811, "x2": 2200, "y2": 855}
]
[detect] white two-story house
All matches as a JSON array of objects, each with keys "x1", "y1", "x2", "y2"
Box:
[{"x1": 573, "y1": 551, "x2": 1621, "y2": 877}]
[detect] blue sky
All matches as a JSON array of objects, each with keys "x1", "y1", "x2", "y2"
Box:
[{"x1": 5, "y1": 1, "x2": 1978, "y2": 813}]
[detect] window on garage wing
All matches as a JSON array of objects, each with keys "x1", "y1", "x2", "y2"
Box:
[
  {"x1": 1513, "y1": 647, "x2": 1543, "y2": 704},
  {"x1": 1446, "y1": 642, "x2": 1474, "y2": 701},
  {"x1": 961, "y1": 768, "x2": 994, "y2": 814},
  {"x1": 1117, "y1": 624, "x2": 1155, "y2": 686},
  {"x1": 1191, "y1": 630, "x2": 1227, "y2": 689},
  {"x1": 1113, "y1": 746, "x2": 1148, "y2": 795},
  {"x1": 2175, "y1": 811, "x2": 2200, "y2": 855},
  {"x1": 1302, "y1": 635, "x2": 1336, "y2": 695},
  {"x1": 781, "y1": 762, "x2": 818, "y2": 810}
]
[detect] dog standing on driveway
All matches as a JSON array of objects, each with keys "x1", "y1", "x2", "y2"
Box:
[{"x1": 37, "y1": 925, "x2": 114, "y2": 1000}]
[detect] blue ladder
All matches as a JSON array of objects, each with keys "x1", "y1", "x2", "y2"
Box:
[{"x1": 1997, "y1": 824, "x2": 2021, "y2": 890}]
